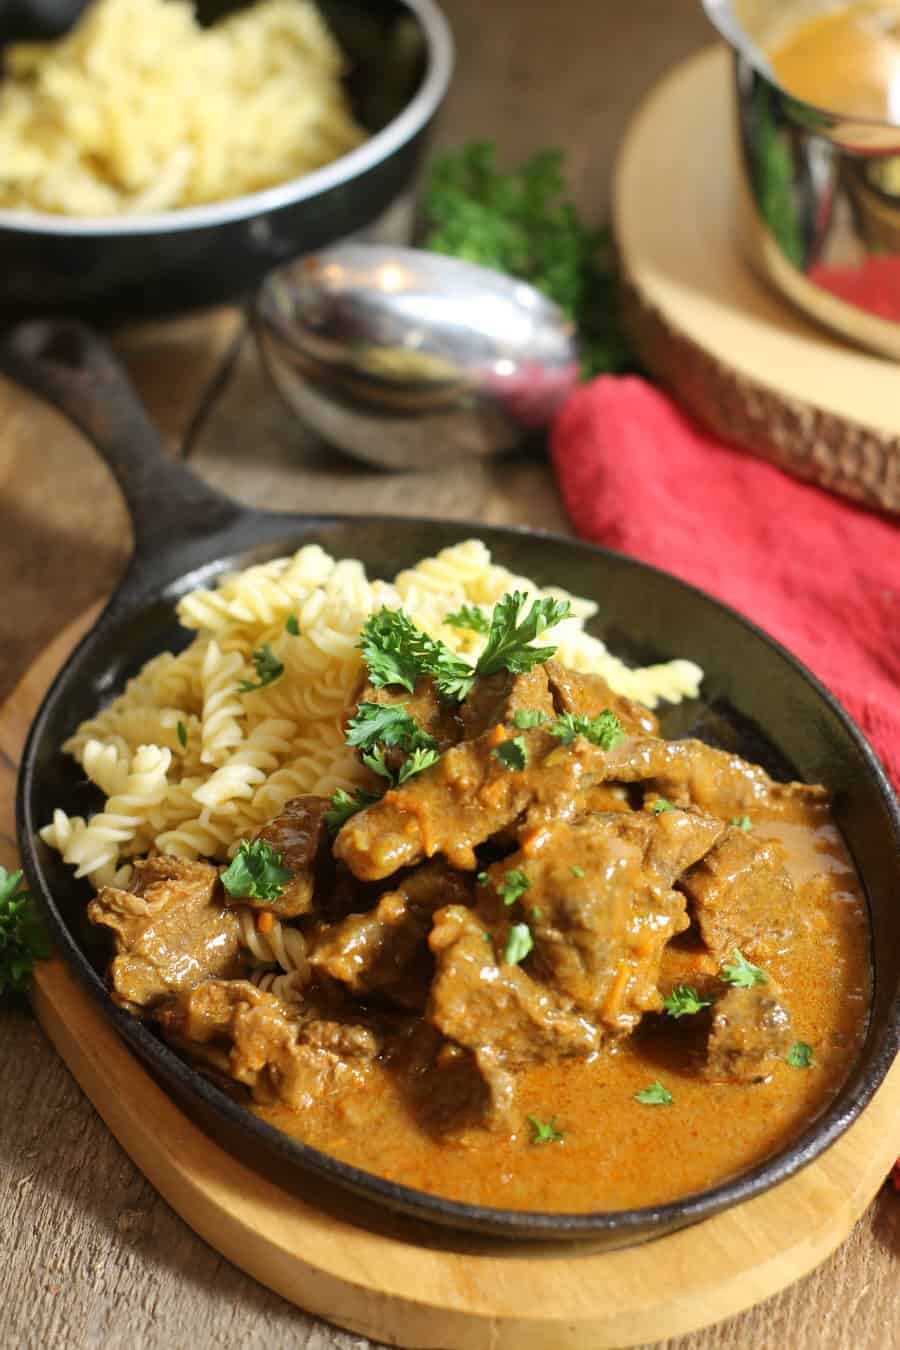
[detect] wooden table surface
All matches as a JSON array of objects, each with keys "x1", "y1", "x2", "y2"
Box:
[{"x1": 1, "y1": 2, "x2": 897, "y2": 1346}]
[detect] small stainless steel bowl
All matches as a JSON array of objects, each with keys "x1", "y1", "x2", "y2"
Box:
[
  {"x1": 704, "y1": 0, "x2": 900, "y2": 359},
  {"x1": 255, "y1": 244, "x2": 580, "y2": 469}
]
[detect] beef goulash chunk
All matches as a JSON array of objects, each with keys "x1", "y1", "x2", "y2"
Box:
[
  {"x1": 426, "y1": 905, "x2": 601, "y2": 1121},
  {"x1": 483, "y1": 809, "x2": 723, "y2": 1033},
  {"x1": 705, "y1": 981, "x2": 792, "y2": 1083},
  {"x1": 544, "y1": 659, "x2": 659, "y2": 736},
  {"x1": 351, "y1": 673, "x2": 463, "y2": 756},
  {"x1": 157, "y1": 978, "x2": 381, "y2": 1109},
  {"x1": 680, "y1": 826, "x2": 796, "y2": 964},
  {"x1": 645, "y1": 740, "x2": 828, "y2": 820},
  {"x1": 308, "y1": 861, "x2": 473, "y2": 1005},
  {"x1": 226, "y1": 793, "x2": 333, "y2": 918},
  {"x1": 460, "y1": 666, "x2": 556, "y2": 740},
  {"x1": 88, "y1": 857, "x2": 243, "y2": 1012}
]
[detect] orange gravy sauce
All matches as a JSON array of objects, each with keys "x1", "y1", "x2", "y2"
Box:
[
  {"x1": 769, "y1": 3, "x2": 900, "y2": 120},
  {"x1": 256, "y1": 806, "x2": 871, "y2": 1213}
]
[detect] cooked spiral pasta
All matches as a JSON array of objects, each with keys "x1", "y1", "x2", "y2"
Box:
[
  {"x1": 199, "y1": 639, "x2": 247, "y2": 767},
  {"x1": 237, "y1": 909, "x2": 310, "y2": 980},
  {"x1": 248, "y1": 964, "x2": 309, "y2": 1002},
  {"x1": 192, "y1": 718, "x2": 297, "y2": 813},
  {"x1": 61, "y1": 744, "x2": 172, "y2": 880}
]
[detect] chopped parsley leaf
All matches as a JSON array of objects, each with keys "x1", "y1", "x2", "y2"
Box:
[
  {"x1": 652, "y1": 798, "x2": 675, "y2": 814},
  {"x1": 477, "y1": 871, "x2": 490, "y2": 887},
  {"x1": 498, "y1": 869, "x2": 530, "y2": 906},
  {"x1": 221, "y1": 839, "x2": 292, "y2": 903},
  {"x1": 731, "y1": 815, "x2": 753, "y2": 831},
  {"x1": 176, "y1": 720, "x2": 188, "y2": 749},
  {"x1": 237, "y1": 643, "x2": 284, "y2": 692},
  {"x1": 530, "y1": 906, "x2": 543, "y2": 921},
  {"x1": 444, "y1": 603, "x2": 490, "y2": 635},
  {"x1": 663, "y1": 985, "x2": 711, "y2": 1018},
  {"x1": 503, "y1": 922, "x2": 533, "y2": 966},
  {"x1": 493, "y1": 736, "x2": 528, "y2": 771},
  {"x1": 634, "y1": 1081, "x2": 673, "y2": 1107},
  {"x1": 512, "y1": 708, "x2": 549, "y2": 729},
  {"x1": 570, "y1": 865, "x2": 585, "y2": 878},
  {"x1": 0, "y1": 867, "x2": 50, "y2": 996},
  {"x1": 285, "y1": 614, "x2": 300, "y2": 636},
  {"x1": 721, "y1": 948, "x2": 768, "y2": 988},
  {"x1": 787, "y1": 1040, "x2": 814, "y2": 1069},
  {"x1": 527, "y1": 1114, "x2": 565, "y2": 1145},
  {"x1": 325, "y1": 787, "x2": 381, "y2": 833},
  {"x1": 397, "y1": 746, "x2": 441, "y2": 784},
  {"x1": 550, "y1": 709, "x2": 624, "y2": 749}
]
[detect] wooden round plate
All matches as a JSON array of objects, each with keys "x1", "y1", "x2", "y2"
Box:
[
  {"x1": 614, "y1": 45, "x2": 900, "y2": 515},
  {"x1": 3, "y1": 610, "x2": 898, "y2": 1348}
]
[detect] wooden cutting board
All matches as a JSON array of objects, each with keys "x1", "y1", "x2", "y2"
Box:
[
  {"x1": 614, "y1": 45, "x2": 900, "y2": 515},
  {"x1": 4, "y1": 612, "x2": 899, "y2": 1350}
]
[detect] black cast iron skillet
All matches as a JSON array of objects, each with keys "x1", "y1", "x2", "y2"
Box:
[
  {"x1": 5, "y1": 319, "x2": 900, "y2": 1244},
  {"x1": 0, "y1": 0, "x2": 453, "y2": 320}
]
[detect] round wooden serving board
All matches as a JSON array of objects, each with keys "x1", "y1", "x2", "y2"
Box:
[
  {"x1": 4, "y1": 612, "x2": 899, "y2": 1349},
  {"x1": 614, "y1": 45, "x2": 900, "y2": 515}
]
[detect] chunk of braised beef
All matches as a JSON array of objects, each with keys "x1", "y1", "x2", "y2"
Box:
[
  {"x1": 705, "y1": 981, "x2": 792, "y2": 1082},
  {"x1": 350, "y1": 672, "x2": 463, "y2": 762},
  {"x1": 228, "y1": 794, "x2": 332, "y2": 918},
  {"x1": 482, "y1": 809, "x2": 722, "y2": 1033},
  {"x1": 460, "y1": 666, "x2": 555, "y2": 740},
  {"x1": 426, "y1": 905, "x2": 601, "y2": 1125},
  {"x1": 307, "y1": 861, "x2": 473, "y2": 1008},
  {"x1": 156, "y1": 978, "x2": 381, "y2": 1109},
  {"x1": 88, "y1": 856, "x2": 243, "y2": 1013},
  {"x1": 644, "y1": 740, "x2": 828, "y2": 820},
  {"x1": 545, "y1": 659, "x2": 659, "y2": 735},
  {"x1": 679, "y1": 825, "x2": 796, "y2": 964}
]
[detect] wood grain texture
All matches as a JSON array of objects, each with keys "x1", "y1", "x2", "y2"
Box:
[
  {"x1": 2, "y1": 1, "x2": 897, "y2": 1347},
  {"x1": 2, "y1": 619, "x2": 899, "y2": 1349}
]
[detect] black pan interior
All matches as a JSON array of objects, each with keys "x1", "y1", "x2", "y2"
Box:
[{"x1": 18, "y1": 516, "x2": 900, "y2": 1242}]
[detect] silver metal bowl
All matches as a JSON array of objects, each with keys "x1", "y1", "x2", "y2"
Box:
[{"x1": 704, "y1": 0, "x2": 900, "y2": 359}]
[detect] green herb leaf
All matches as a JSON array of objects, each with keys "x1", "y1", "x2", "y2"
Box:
[
  {"x1": 530, "y1": 906, "x2": 543, "y2": 921},
  {"x1": 285, "y1": 614, "x2": 300, "y2": 636},
  {"x1": 634, "y1": 1081, "x2": 673, "y2": 1106},
  {"x1": 498, "y1": 869, "x2": 530, "y2": 906},
  {"x1": 663, "y1": 985, "x2": 712, "y2": 1019},
  {"x1": 550, "y1": 709, "x2": 625, "y2": 749},
  {"x1": 444, "y1": 603, "x2": 490, "y2": 635},
  {"x1": 220, "y1": 839, "x2": 292, "y2": 904},
  {"x1": 503, "y1": 922, "x2": 534, "y2": 966},
  {"x1": 176, "y1": 720, "x2": 188, "y2": 749},
  {"x1": 787, "y1": 1040, "x2": 814, "y2": 1069},
  {"x1": 475, "y1": 592, "x2": 571, "y2": 679},
  {"x1": 361, "y1": 746, "x2": 394, "y2": 781},
  {"x1": 397, "y1": 746, "x2": 441, "y2": 784},
  {"x1": 527, "y1": 1114, "x2": 565, "y2": 1145},
  {"x1": 237, "y1": 643, "x2": 284, "y2": 693},
  {"x1": 512, "y1": 708, "x2": 549, "y2": 729},
  {"x1": 651, "y1": 798, "x2": 675, "y2": 814},
  {"x1": 325, "y1": 788, "x2": 381, "y2": 834},
  {"x1": 721, "y1": 948, "x2": 768, "y2": 989},
  {"x1": 357, "y1": 608, "x2": 474, "y2": 701},
  {"x1": 346, "y1": 702, "x2": 438, "y2": 755},
  {"x1": 570, "y1": 865, "x2": 585, "y2": 878},
  {"x1": 0, "y1": 867, "x2": 50, "y2": 996},
  {"x1": 493, "y1": 736, "x2": 528, "y2": 771},
  {"x1": 477, "y1": 871, "x2": 490, "y2": 887},
  {"x1": 731, "y1": 815, "x2": 753, "y2": 831}
]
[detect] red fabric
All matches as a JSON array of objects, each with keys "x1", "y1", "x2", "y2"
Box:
[{"x1": 550, "y1": 375, "x2": 900, "y2": 790}]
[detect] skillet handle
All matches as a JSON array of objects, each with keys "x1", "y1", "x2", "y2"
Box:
[{"x1": 0, "y1": 319, "x2": 243, "y2": 568}]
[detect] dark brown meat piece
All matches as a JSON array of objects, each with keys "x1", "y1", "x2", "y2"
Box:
[
  {"x1": 308, "y1": 861, "x2": 473, "y2": 1006},
  {"x1": 545, "y1": 659, "x2": 659, "y2": 736},
  {"x1": 157, "y1": 978, "x2": 381, "y2": 1109},
  {"x1": 88, "y1": 857, "x2": 243, "y2": 1012},
  {"x1": 487, "y1": 809, "x2": 722, "y2": 1033},
  {"x1": 705, "y1": 981, "x2": 792, "y2": 1082},
  {"x1": 227, "y1": 794, "x2": 332, "y2": 918},
  {"x1": 645, "y1": 740, "x2": 828, "y2": 820},
  {"x1": 680, "y1": 826, "x2": 796, "y2": 963},
  {"x1": 460, "y1": 666, "x2": 556, "y2": 740},
  {"x1": 426, "y1": 905, "x2": 601, "y2": 1123},
  {"x1": 351, "y1": 673, "x2": 462, "y2": 756}
]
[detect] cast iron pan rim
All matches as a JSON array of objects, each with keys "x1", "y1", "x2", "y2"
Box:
[
  {"x1": 16, "y1": 512, "x2": 900, "y2": 1240},
  {"x1": 0, "y1": 0, "x2": 454, "y2": 239}
]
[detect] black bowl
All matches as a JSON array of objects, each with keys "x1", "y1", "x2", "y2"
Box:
[
  {"x1": 0, "y1": 0, "x2": 453, "y2": 319},
  {"x1": 7, "y1": 323, "x2": 900, "y2": 1244}
]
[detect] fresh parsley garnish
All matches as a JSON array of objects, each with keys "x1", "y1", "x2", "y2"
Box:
[
  {"x1": 493, "y1": 736, "x2": 528, "y2": 771},
  {"x1": 348, "y1": 701, "x2": 440, "y2": 787},
  {"x1": 357, "y1": 608, "x2": 473, "y2": 700},
  {"x1": 176, "y1": 720, "x2": 188, "y2": 749},
  {"x1": 634, "y1": 1081, "x2": 673, "y2": 1106},
  {"x1": 325, "y1": 788, "x2": 381, "y2": 834},
  {"x1": 652, "y1": 798, "x2": 675, "y2": 814},
  {"x1": 397, "y1": 746, "x2": 441, "y2": 784},
  {"x1": 731, "y1": 815, "x2": 753, "y2": 831},
  {"x1": 663, "y1": 985, "x2": 711, "y2": 1019},
  {"x1": 445, "y1": 604, "x2": 490, "y2": 635},
  {"x1": 512, "y1": 708, "x2": 549, "y2": 729},
  {"x1": 570, "y1": 865, "x2": 585, "y2": 878},
  {"x1": 530, "y1": 906, "x2": 543, "y2": 920},
  {"x1": 550, "y1": 709, "x2": 625, "y2": 749},
  {"x1": 503, "y1": 922, "x2": 534, "y2": 966},
  {"x1": 498, "y1": 869, "x2": 530, "y2": 906},
  {"x1": 237, "y1": 643, "x2": 284, "y2": 693},
  {"x1": 787, "y1": 1041, "x2": 814, "y2": 1069},
  {"x1": 477, "y1": 871, "x2": 490, "y2": 887},
  {"x1": 527, "y1": 1114, "x2": 565, "y2": 1145},
  {"x1": 285, "y1": 614, "x2": 300, "y2": 636},
  {"x1": 0, "y1": 867, "x2": 50, "y2": 996},
  {"x1": 220, "y1": 839, "x2": 292, "y2": 903},
  {"x1": 475, "y1": 592, "x2": 570, "y2": 679},
  {"x1": 720, "y1": 948, "x2": 768, "y2": 989}
]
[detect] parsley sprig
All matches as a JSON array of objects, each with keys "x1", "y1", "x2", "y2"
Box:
[
  {"x1": 635, "y1": 1081, "x2": 673, "y2": 1107},
  {"x1": 346, "y1": 701, "x2": 441, "y2": 787},
  {"x1": 476, "y1": 592, "x2": 571, "y2": 679},
  {"x1": 445, "y1": 604, "x2": 490, "y2": 635},
  {"x1": 221, "y1": 839, "x2": 292, "y2": 903},
  {"x1": 493, "y1": 736, "x2": 528, "y2": 771},
  {"x1": 787, "y1": 1041, "x2": 814, "y2": 1069},
  {"x1": 0, "y1": 867, "x2": 50, "y2": 996},
  {"x1": 503, "y1": 922, "x2": 534, "y2": 966},
  {"x1": 663, "y1": 985, "x2": 711, "y2": 1019},
  {"x1": 550, "y1": 709, "x2": 625, "y2": 749},
  {"x1": 721, "y1": 948, "x2": 768, "y2": 989},
  {"x1": 238, "y1": 644, "x2": 284, "y2": 693},
  {"x1": 326, "y1": 787, "x2": 381, "y2": 834},
  {"x1": 527, "y1": 1114, "x2": 565, "y2": 1145}
]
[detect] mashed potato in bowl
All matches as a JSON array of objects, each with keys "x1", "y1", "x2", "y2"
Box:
[{"x1": 0, "y1": 0, "x2": 367, "y2": 215}]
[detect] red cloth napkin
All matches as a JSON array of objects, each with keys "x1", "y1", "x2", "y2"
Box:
[{"x1": 550, "y1": 375, "x2": 900, "y2": 791}]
